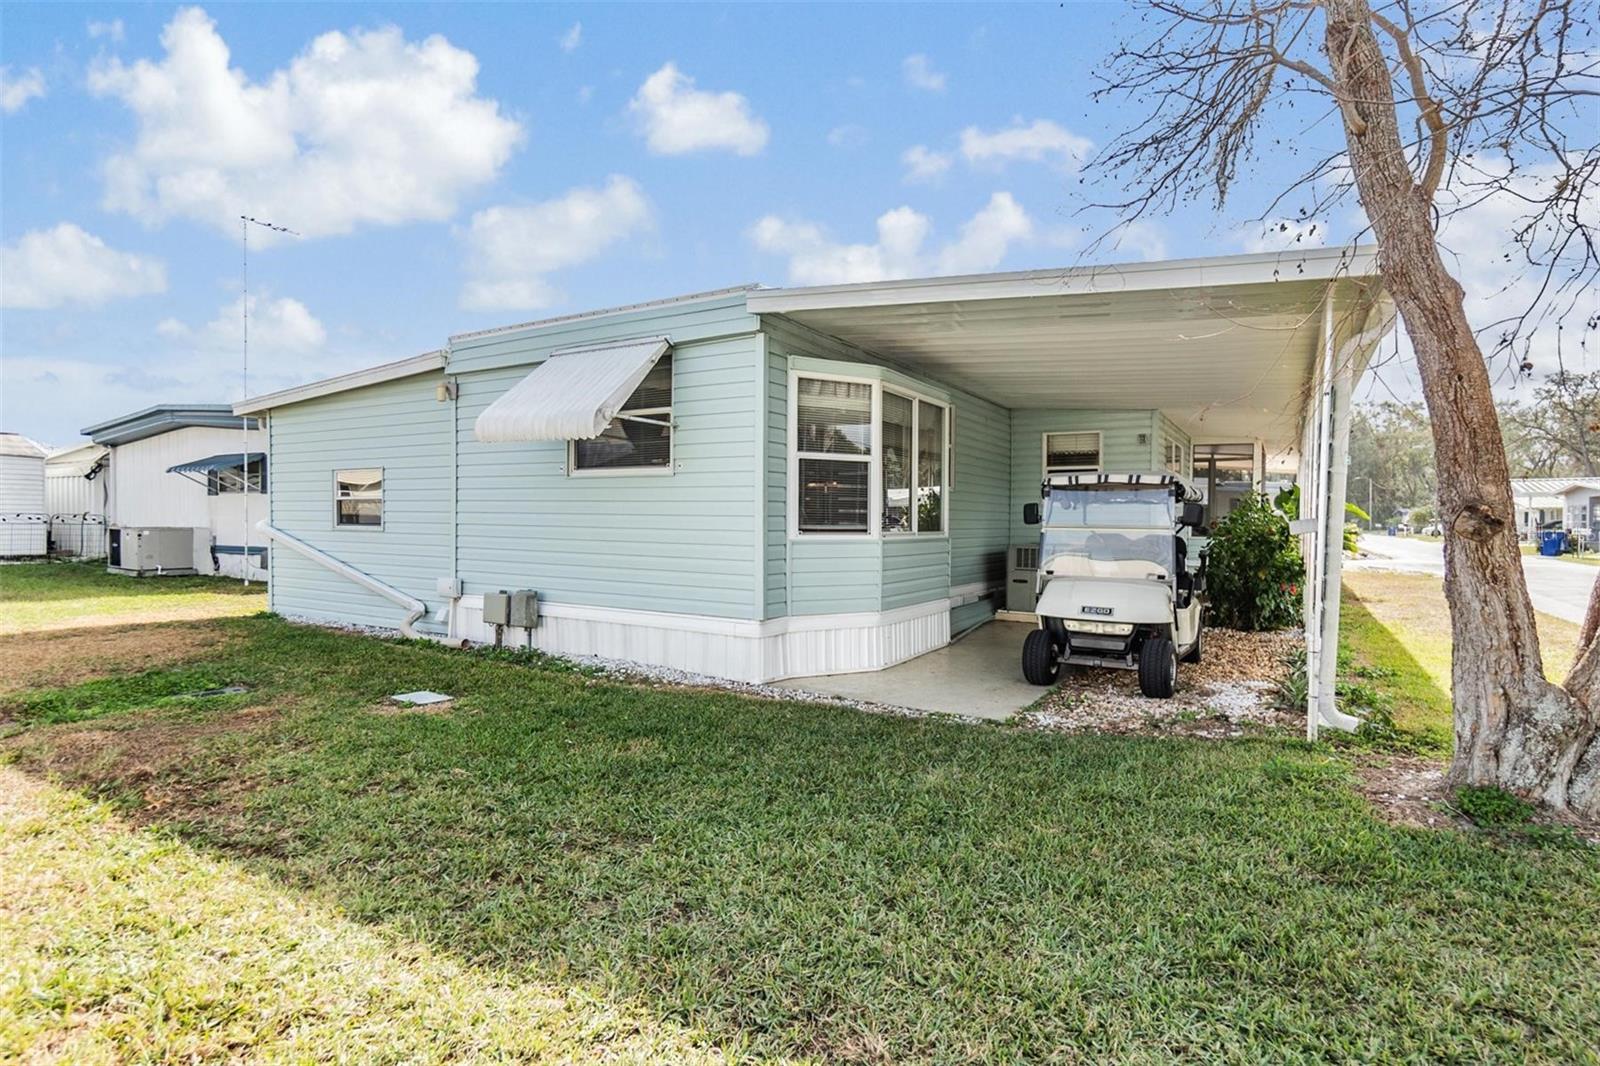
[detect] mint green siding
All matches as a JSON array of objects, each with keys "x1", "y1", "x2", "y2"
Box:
[
  {"x1": 445, "y1": 293, "x2": 763, "y2": 619},
  {"x1": 267, "y1": 371, "x2": 452, "y2": 629}
]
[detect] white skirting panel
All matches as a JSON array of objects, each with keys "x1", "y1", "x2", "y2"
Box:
[{"x1": 450, "y1": 594, "x2": 951, "y2": 684}]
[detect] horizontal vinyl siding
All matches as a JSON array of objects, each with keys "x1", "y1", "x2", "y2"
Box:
[
  {"x1": 764, "y1": 351, "x2": 789, "y2": 617},
  {"x1": 454, "y1": 331, "x2": 762, "y2": 619},
  {"x1": 268, "y1": 372, "x2": 451, "y2": 630},
  {"x1": 786, "y1": 539, "x2": 881, "y2": 614},
  {"x1": 949, "y1": 394, "x2": 1011, "y2": 628},
  {"x1": 1009, "y1": 409, "x2": 1161, "y2": 543},
  {"x1": 882, "y1": 536, "x2": 950, "y2": 611}
]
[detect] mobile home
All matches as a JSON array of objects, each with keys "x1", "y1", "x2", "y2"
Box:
[
  {"x1": 239, "y1": 249, "x2": 1393, "y2": 730},
  {"x1": 0, "y1": 432, "x2": 48, "y2": 558}
]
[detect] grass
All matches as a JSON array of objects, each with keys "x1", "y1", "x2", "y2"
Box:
[
  {"x1": 1520, "y1": 543, "x2": 1600, "y2": 566},
  {"x1": 0, "y1": 560, "x2": 265, "y2": 634},
  {"x1": 3, "y1": 575, "x2": 1599, "y2": 1061},
  {"x1": 1340, "y1": 570, "x2": 1580, "y2": 749}
]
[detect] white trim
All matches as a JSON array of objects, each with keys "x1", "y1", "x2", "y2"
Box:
[
  {"x1": 450, "y1": 594, "x2": 953, "y2": 683},
  {"x1": 449, "y1": 285, "x2": 758, "y2": 343},
  {"x1": 333, "y1": 467, "x2": 384, "y2": 530},
  {"x1": 745, "y1": 246, "x2": 1380, "y2": 314},
  {"x1": 235, "y1": 351, "x2": 446, "y2": 415}
]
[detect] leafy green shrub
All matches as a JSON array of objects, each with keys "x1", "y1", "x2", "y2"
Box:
[{"x1": 1205, "y1": 493, "x2": 1304, "y2": 630}]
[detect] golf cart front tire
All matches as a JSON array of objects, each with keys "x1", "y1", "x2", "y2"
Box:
[
  {"x1": 1139, "y1": 636, "x2": 1177, "y2": 698},
  {"x1": 1022, "y1": 628, "x2": 1060, "y2": 686}
]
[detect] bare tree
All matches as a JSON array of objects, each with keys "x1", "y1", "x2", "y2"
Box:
[
  {"x1": 1089, "y1": 0, "x2": 1600, "y2": 813},
  {"x1": 1504, "y1": 370, "x2": 1600, "y2": 475}
]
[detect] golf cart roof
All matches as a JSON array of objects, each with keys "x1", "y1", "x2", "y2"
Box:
[{"x1": 1045, "y1": 471, "x2": 1202, "y2": 501}]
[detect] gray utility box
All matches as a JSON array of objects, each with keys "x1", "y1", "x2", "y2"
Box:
[
  {"x1": 1006, "y1": 544, "x2": 1040, "y2": 614},
  {"x1": 108, "y1": 526, "x2": 196, "y2": 577},
  {"x1": 482, "y1": 589, "x2": 538, "y2": 629}
]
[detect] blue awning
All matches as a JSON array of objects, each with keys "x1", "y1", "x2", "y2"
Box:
[{"x1": 167, "y1": 453, "x2": 265, "y2": 475}]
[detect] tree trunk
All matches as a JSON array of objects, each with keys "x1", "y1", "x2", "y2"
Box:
[{"x1": 1323, "y1": 0, "x2": 1600, "y2": 815}]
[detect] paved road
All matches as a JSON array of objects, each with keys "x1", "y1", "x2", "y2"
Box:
[{"x1": 1351, "y1": 534, "x2": 1592, "y2": 624}]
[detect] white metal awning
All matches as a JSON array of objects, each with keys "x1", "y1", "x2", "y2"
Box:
[{"x1": 473, "y1": 336, "x2": 670, "y2": 443}]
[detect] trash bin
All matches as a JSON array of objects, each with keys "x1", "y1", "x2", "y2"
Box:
[{"x1": 1541, "y1": 531, "x2": 1566, "y2": 557}]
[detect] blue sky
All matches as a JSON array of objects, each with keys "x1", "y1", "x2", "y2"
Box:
[{"x1": 0, "y1": 2, "x2": 1584, "y2": 445}]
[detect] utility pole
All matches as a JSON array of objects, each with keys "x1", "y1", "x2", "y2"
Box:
[{"x1": 240, "y1": 214, "x2": 299, "y2": 588}]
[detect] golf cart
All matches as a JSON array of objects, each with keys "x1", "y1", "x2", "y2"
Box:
[{"x1": 1019, "y1": 472, "x2": 1206, "y2": 698}]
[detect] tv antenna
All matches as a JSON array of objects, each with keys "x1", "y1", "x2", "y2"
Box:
[{"x1": 239, "y1": 214, "x2": 300, "y2": 588}]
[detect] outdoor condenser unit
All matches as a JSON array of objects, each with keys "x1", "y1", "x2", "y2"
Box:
[
  {"x1": 107, "y1": 526, "x2": 196, "y2": 576},
  {"x1": 1006, "y1": 544, "x2": 1040, "y2": 614}
]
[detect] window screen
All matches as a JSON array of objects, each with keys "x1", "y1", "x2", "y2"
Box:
[
  {"x1": 796, "y1": 377, "x2": 872, "y2": 533},
  {"x1": 881, "y1": 391, "x2": 913, "y2": 532},
  {"x1": 917, "y1": 399, "x2": 944, "y2": 533},
  {"x1": 573, "y1": 354, "x2": 673, "y2": 472},
  {"x1": 334, "y1": 468, "x2": 383, "y2": 527},
  {"x1": 207, "y1": 461, "x2": 266, "y2": 496},
  {"x1": 1044, "y1": 431, "x2": 1100, "y2": 474}
]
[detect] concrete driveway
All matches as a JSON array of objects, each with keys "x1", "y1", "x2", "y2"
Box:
[{"x1": 1352, "y1": 534, "x2": 1592, "y2": 624}]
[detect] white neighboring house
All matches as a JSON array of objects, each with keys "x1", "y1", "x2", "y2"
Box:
[
  {"x1": 1556, "y1": 478, "x2": 1600, "y2": 547},
  {"x1": 0, "y1": 432, "x2": 49, "y2": 558},
  {"x1": 81, "y1": 404, "x2": 268, "y2": 579},
  {"x1": 1510, "y1": 477, "x2": 1573, "y2": 541},
  {"x1": 44, "y1": 442, "x2": 111, "y2": 558}
]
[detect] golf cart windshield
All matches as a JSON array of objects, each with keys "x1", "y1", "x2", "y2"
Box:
[{"x1": 1039, "y1": 485, "x2": 1176, "y2": 579}]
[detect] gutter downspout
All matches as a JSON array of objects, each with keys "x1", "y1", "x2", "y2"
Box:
[{"x1": 256, "y1": 520, "x2": 465, "y2": 647}]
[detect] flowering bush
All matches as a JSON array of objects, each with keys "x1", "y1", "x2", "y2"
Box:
[{"x1": 1204, "y1": 493, "x2": 1304, "y2": 630}]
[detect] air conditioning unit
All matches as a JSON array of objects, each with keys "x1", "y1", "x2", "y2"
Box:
[
  {"x1": 108, "y1": 526, "x2": 196, "y2": 576},
  {"x1": 1006, "y1": 544, "x2": 1040, "y2": 614}
]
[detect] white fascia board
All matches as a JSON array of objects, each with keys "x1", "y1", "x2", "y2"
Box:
[
  {"x1": 234, "y1": 350, "x2": 447, "y2": 415},
  {"x1": 746, "y1": 246, "x2": 1381, "y2": 314}
]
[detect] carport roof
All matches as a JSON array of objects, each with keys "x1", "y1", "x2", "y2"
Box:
[{"x1": 747, "y1": 246, "x2": 1390, "y2": 453}]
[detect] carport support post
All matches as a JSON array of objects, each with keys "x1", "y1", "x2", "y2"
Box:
[{"x1": 1315, "y1": 354, "x2": 1360, "y2": 733}]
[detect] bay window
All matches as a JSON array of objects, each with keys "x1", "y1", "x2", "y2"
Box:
[{"x1": 791, "y1": 369, "x2": 948, "y2": 537}]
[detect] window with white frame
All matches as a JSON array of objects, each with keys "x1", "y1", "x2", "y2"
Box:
[
  {"x1": 1163, "y1": 437, "x2": 1186, "y2": 475},
  {"x1": 1043, "y1": 431, "x2": 1101, "y2": 475},
  {"x1": 572, "y1": 353, "x2": 673, "y2": 473},
  {"x1": 793, "y1": 372, "x2": 948, "y2": 536},
  {"x1": 334, "y1": 468, "x2": 383, "y2": 527}
]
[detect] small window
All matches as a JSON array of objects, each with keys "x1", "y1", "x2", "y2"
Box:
[
  {"x1": 917, "y1": 399, "x2": 945, "y2": 533},
  {"x1": 797, "y1": 377, "x2": 872, "y2": 533},
  {"x1": 572, "y1": 353, "x2": 672, "y2": 473},
  {"x1": 207, "y1": 461, "x2": 266, "y2": 496},
  {"x1": 1044, "y1": 431, "x2": 1100, "y2": 475},
  {"x1": 881, "y1": 391, "x2": 914, "y2": 532},
  {"x1": 334, "y1": 468, "x2": 383, "y2": 527},
  {"x1": 1163, "y1": 438, "x2": 1186, "y2": 475}
]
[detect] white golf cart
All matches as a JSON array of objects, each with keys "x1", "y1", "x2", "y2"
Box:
[{"x1": 1020, "y1": 472, "x2": 1206, "y2": 698}]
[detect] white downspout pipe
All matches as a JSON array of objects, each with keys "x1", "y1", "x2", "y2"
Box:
[{"x1": 256, "y1": 520, "x2": 464, "y2": 646}]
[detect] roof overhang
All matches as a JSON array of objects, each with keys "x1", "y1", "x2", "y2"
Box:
[
  {"x1": 235, "y1": 350, "x2": 447, "y2": 415},
  {"x1": 82, "y1": 405, "x2": 256, "y2": 446},
  {"x1": 747, "y1": 247, "x2": 1391, "y2": 453}
]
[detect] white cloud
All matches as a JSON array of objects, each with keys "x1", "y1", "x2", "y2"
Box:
[
  {"x1": 749, "y1": 192, "x2": 1034, "y2": 285},
  {"x1": 559, "y1": 22, "x2": 582, "y2": 52},
  {"x1": 158, "y1": 292, "x2": 327, "y2": 356},
  {"x1": 902, "y1": 54, "x2": 945, "y2": 92},
  {"x1": 0, "y1": 66, "x2": 45, "y2": 113},
  {"x1": 901, "y1": 145, "x2": 952, "y2": 183},
  {"x1": 627, "y1": 62, "x2": 768, "y2": 156},
  {"x1": 1238, "y1": 218, "x2": 1328, "y2": 254},
  {"x1": 460, "y1": 175, "x2": 653, "y2": 310},
  {"x1": 1110, "y1": 220, "x2": 1169, "y2": 261},
  {"x1": 87, "y1": 6, "x2": 522, "y2": 239},
  {"x1": 88, "y1": 18, "x2": 125, "y2": 42},
  {"x1": 959, "y1": 118, "x2": 1092, "y2": 172},
  {"x1": 1, "y1": 223, "x2": 167, "y2": 309}
]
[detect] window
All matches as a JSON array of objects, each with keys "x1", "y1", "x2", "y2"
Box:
[
  {"x1": 792, "y1": 372, "x2": 948, "y2": 537},
  {"x1": 1163, "y1": 438, "x2": 1186, "y2": 475},
  {"x1": 1043, "y1": 431, "x2": 1101, "y2": 475},
  {"x1": 796, "y1": 377, "x2": 872, "y2": 533},
  {"x1": 334, "y1": 468, "x2": 383, "y2": 527},
  {"x1": 572, "y1": 353, "x2": 672, "y2": 473},
  {"x1": 206, "y1": 460, "x2": 266, "y2": 496}
]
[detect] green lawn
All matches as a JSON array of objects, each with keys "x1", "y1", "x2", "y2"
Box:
[
  {"x1": 1521, "y1": 543, "x2": 1600, "y2": 566},
  {"x1": 2, "y1": 574, "x2": 1598, "y2": 1061},
  {"x1": 0, "y1": 560, "x2": 265, "y2": 634}
]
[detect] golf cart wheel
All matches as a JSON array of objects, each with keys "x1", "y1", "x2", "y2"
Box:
[
  {"x1": 1139, "y1": 636, "x2": 1178, "y2": 698},
  {"x1": 1022, "y1": 628, "x2": 1060, "y2": 686},
  {"x1": 1181, "y1": 625, "x2": 1203, "y2": 664}
]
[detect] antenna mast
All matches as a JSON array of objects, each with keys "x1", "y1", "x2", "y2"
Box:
[{"x1": 239, "y1": 214, "x2": 298, "y2": 588}]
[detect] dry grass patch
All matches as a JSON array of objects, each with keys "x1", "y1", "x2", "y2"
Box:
[{"x1": 0, "y1": 621, "x2": 239, "y2": 696}]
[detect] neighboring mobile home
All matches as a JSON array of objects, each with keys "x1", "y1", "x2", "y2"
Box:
[
  {"x1": 81, "y1": 404, "x2": 268, "y2": 579},
  {"x1": 44, "y1": 442, "x2": 110, "y2": 558},
  {"x1": 0, "y1": 432, "x2": 49, "y2": 558},
  {"x1": 239, "y1": 249, "x2": 1393, "y2": 730}
]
